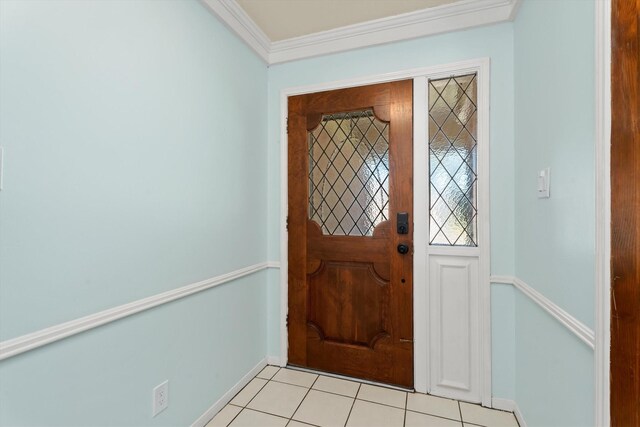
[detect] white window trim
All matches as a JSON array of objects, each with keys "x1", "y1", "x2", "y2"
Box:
[{"x1": 279, "y1": 58, "x2": 492, "y2": 405}]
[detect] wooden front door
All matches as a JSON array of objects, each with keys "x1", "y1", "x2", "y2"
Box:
[{"x1": 287, "y1": 80, "x2": 413, "y2": 388}]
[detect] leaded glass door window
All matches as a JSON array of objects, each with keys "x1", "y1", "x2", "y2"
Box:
[
  {"x1": 287, "y1": 80, "x2": 414, "y2": 387},
  {"x1": 428, "y1": 73, "x2": 478, "y2": 246},
  {"x1": 308, "y1": 110, "x2": 389, "y2": 236}
]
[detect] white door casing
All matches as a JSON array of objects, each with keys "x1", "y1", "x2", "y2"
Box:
[{"x1": 279, "y1": 58, "x2": 491, "y2": 406}]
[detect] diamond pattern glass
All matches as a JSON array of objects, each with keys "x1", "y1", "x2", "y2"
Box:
[
  {"x1": 308, "y1": 109, "x2": 389, "y2": 236},
  {"x1": 428, "y1": 73, "x2": 478, "y2": 246}
]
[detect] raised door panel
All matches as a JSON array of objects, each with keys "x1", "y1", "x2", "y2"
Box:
[{"x1": 429, "y1": 255, "x2": 480, "y2": 402}]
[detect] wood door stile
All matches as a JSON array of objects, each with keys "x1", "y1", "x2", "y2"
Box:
[
  {"x1": 610, "y1": 0, "x2": 640, "y2": 424},
  {"x1": 288, "y1": 81, "x2": 414, "y2": 387}
]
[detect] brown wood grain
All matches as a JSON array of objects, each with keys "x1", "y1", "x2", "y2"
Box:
[
  {"x1": 287, "y1": 80, "x2": 414, "y2": 387},
  {"x1": 610, "y1": 0, "x2": 640, "y2": 424}
]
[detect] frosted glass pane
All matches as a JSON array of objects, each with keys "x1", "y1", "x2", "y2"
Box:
[
  {"x1": 428, "y1": 74, "x2": 478, "y2": 246},
  {"x1": 308, "y1": 110, "x2": 389, "y2": 236}
]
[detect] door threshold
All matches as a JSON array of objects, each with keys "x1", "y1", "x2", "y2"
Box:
[{"x1": 285, "y1": 365, "x2": 415, "y2": 393}]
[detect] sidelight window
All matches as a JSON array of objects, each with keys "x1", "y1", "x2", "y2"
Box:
[{"x1": 428, "y1": 73, "x2": 478, "y2": 246}]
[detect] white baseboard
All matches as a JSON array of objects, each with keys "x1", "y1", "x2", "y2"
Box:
[
  {"x1": 491, "y1": 397, "x2": 516, "y2": 411},
  {"x1": 191, "y1": 358, "x2": 268, "y2": 427},
  {"x1": 266, "y1": 355, "x2": 282, "y2": 366},
  {"x1": 492, "y1": 398, "x2": 527, "y2": 427},
  {"x1": 513, "y1": 404, "x2": 527, "y2": 427}
]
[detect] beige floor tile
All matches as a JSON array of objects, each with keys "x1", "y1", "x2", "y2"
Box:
[
  {"x1": 287, "y1": 421, "x2": 315, "y2": 427},
  {"x1": 406, "y1": 411, "x2": 463, "y2": 427},
  {"x1": 229, "y1": 409, "x2": 288, "y2": 427},
  {"x1": 356, "y1": 384, "x2": 406, "y2": 409},
  {"x1": 407, "y1": 393, "x2": 461, "y2": 420},
  {"x1": 247, "y1": 381, "x2": 309, "y2": 418},
  {"x1": 206, "y1": 405, "x2": 242, "y2": 427},
  {"x1": 459, "y1": 402, "x2": 518, "y2": 427},
  {"x1": 272, "y1": 368, "x2": 318, "y2": 388},
  {"x1": 293, "y1": 389, "x2": 354, "y2": 427},
  {"x1": 346, "y1": 399, "x2": 405, "y2": 427},
  {"x1": 312, "y1": 375, "x2": 360, "y2": 398},
  {"x1": 230, "y1": 378, "x2": 268, "y2": 407},
  {"x1": 256, "y1": 365, "x2": 280, "y2": 380}
]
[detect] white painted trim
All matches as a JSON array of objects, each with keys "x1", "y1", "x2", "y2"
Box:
[
  {"x1": 282, "y1": 58, "x2": 492, "y2": 98},
  {"x1": 491, "y1": 397, "x2": 515, "y2": 411},
  {"x1": 268, "y1": 0, "x2": 519, "y2": 64},
  {"x1": 491, "y1": 398, "x2": 527, "y2": 427},
  {"x1": 266, "y1": 355, "x2": 282, "y2": 366},
  {"x1": 199, "y1": 0, "x2": 270, "y2": 63},
  {"x1": 279, "y1": 90, "x2": 289, "y2": 368},
  {"x1": 413, "y1": 76, "x2": 429, "y2": 395},
  {"x1": 279, "y1": 59, "x2": 492, "y2": 403},
  {"x1": 191, "y1": 357, "x2": 268, "y2": 427},
  {"x1": 491, "y1": 276, "x2": 596, "y2": 349},
  {"x1": 416, "y1": 59, "x2": 491, "y2": 406},
  {"x1": 594, "y1": 0, "x2": 611, "y2": 424},
  {"x1": 0, "y1": 262, "x2": 274, "y2": 361},
  {"x1": 477, "y1": 59, "x2": 493, "y2": 408},
  {"x1": 202, "y1": 0, "x2": 520, "y2": 65},
  {"x1": 513, "y1": 403, "x2": 528, "y2": 427}
]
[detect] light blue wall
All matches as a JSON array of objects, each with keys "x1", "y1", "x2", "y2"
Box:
[
  {"x1": 514, "y1": 0, "x2": 595, "y2": 329},
  {"x1": 0, "y1": 0, "x2": 268, "y2": 425},
  {"x1": 266, "y1": 23, "x2": 517, "y2": 399},
  {"x1": 513, "y1": 0, "x2": 595, "y2": 425},
  {"x1": 514, "y1": 292, "x2": 594, "y2": 427},
  {"x1": 0, "y1": 0, "x2": 599, "y2": 424},
  {"x1": 0, "y1": 274, "x2": 267, "y2": 426}
]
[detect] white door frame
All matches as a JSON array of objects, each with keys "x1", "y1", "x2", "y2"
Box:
[
  {"x1": 278, "y1": 58, "x2": 492, "y2": 406},
  {"x1": 594, "y1": 0, "x2": 611, "y2": 425}
]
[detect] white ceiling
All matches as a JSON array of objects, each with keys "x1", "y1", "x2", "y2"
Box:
[{"x1": 235, "y1": 0, "x2": 462, "y2": 41}]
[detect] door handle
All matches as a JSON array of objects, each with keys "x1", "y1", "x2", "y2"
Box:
[{"x1": 397, "y1": 244, "x2": 409, "y2": 254}]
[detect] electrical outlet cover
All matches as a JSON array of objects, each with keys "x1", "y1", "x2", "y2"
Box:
[{"x1": 152, "y1": 380, "x2": 169, "y2": 417}]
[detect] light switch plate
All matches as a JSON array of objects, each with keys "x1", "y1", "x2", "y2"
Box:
[{"x1": 537, "y1": 167, "x2": 550, "y2": 198}]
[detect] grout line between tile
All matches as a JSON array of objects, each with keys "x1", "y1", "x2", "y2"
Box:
[
  {"x1": 289, "y1": 373, "x2": 320, "y2": 423},
  {"x1": 355, "y1": 396, "x2": 407, "y2": 411},
  {"x1": 223, "y1": 405, "x2": 244, "y2": 427},
  {"x1": 270, "y1": 378, "x2": 318, "y2": 389},
  {"x1": 343, "y1": 382, "x2": 361, "y2": 427},
  {"x1": 405, "y1": 408, "x2": 465, "y2": 424},
  {"x1": 403, "y1": 392, "x2": 408, "y2": 427},
  {"x1": 257, "y1": 366, "x2": 281, "y2": 380},
  {"x1": 242, "y1": 377, "x2": 271, "y2": 409},
  {"x1": 285, "y1": 365, "x2": 411, "y2": 392},
  {"x1": 236, "y1": 407, "x2": 291, "y2": 424},
  {"x1": 221, "y1": 370, "x2": 513, "y2": 427}
]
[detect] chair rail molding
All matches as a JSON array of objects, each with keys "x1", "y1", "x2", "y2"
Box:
[
  {"x1": 490, "y1": 275, "x2": 595, "y2": 349},
  {"x1": 200, "y1": 0, "x2": 521, "y2": 65},
  {"x1": 0, "y1": 262, "x2": 280, "y2": 361}
]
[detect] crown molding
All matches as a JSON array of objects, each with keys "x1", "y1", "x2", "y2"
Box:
[
  {"x1": 201, "y1": 0, "x2": 521, "y2": 65},
  {"x1": 199, "y1": 0, "x2": 270, "y2": 63},
  {"x1": 269, "y1": 0, "x2": 520, "y2": 64}
]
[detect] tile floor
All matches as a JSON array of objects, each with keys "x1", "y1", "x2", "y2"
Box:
[{"x1": 205, "y1": 366, "x2": 519, "y2": 427}]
